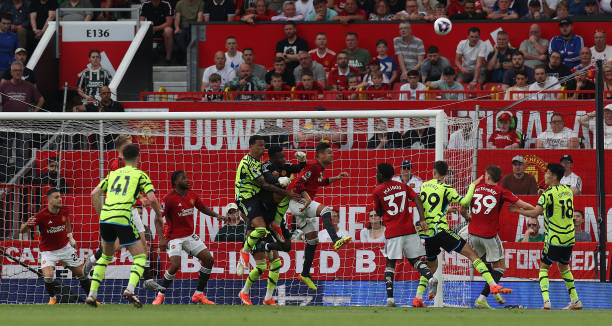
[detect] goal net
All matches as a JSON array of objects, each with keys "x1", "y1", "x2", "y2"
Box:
[{"x1": 0, "y1": 110, "x2": 475, "y2": 306}]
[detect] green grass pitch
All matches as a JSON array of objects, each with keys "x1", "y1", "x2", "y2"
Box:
[{"x1": 2, "y1": 305, "x2": 612, "y2": 326}]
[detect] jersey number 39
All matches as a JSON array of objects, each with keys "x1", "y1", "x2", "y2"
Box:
[{"x1": 471, "y1": 194, "x2": 497, "y2": 215}]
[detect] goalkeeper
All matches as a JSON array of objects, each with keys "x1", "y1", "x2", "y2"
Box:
[
  {"x1": 419, "y1": 161, "x2": 511, "y2": 301},
  {"x1": 87, "y1": 144, "x2": 163, "y2": 308}
]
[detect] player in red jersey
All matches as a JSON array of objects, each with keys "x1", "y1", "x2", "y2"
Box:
[
  {"x1": 19, "y1": 188, "x2": 90, "y2": 305},
  {"x1": 287, "y1": 141, "x2": 351, "y2": 290},
  {"x1": 151, "y1": 171, "x2": 225, "y2": 305},
  {"x1": 460, "y1": 165, "x2": 535, "y2": 308},
  {"x1": 108, "y1": 134, "x2": 132, "y2": 172},
  {"x1": 372, "y1": 163, "x2": 434, "y2": 307}
]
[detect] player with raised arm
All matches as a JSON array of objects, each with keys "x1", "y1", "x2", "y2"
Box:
[
  {"x1": 19, "y1": 188, "x2": 91, "y2": 305},
  {"x1": 287, "y1": 141, "x2": 351, "y2": 291},
  {"x1": 461, "y1": 165, "x2": 535, "y2": 308},
  {"x1": 152, "y1": 171, "x2": 224, "y2": 305},
  {"x1": 419, "y1": 161, "x2": 512, "y2": 301},
  {"x1": 87, "y1": 144, "x2": 163, "y2": 308},
  {"x1": 372, "y1": 163, "x2": 434, "y2": 308},
  {"x1": 510, "y1": 163, "x2": 581, "y2": 310},
  {"x1": 235, "y1": 135, "x2": 301, "y2": 305}
]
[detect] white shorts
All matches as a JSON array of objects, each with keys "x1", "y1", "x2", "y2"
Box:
[
  {"x1": 40, "y1": 243, "x2": 81, "y2": 269},
  {"x1": 384, "y1": 234, "x2": 426, "y2": 260},
  {"x1": 468, "y1": 234, "x2": 504, "y2": 263},
  {"x1": 289, "y1": 199, "x2": 320, "y2": 234},
  {"x1": 167, "y1": 234, "x2": 207, "y2": 257},
  {"x1": 132, "y1": 210, "x2": 145, "y2": 234}
]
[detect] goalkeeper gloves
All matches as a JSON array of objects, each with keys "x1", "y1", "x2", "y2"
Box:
[
  {"x1": 295, "y1": 151, "x2": 307, "y2": 162},
  {"x1": 278, "y1": 177, "x2": 291, "y2": 187},
  {"x1": 67, "y1": 233, "x2": 77, "y2": 247}
]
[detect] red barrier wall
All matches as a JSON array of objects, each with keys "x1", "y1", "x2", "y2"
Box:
[{"x1": 198, "y1": 21, "x2": 612, "y2": 69}]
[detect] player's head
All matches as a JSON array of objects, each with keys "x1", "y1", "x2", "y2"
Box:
[
  {"x1": 432, "y1": 161, "x2": 448, "y2": 178},
  {"x1": 47, "y1": 157, "x2": 59, "y2": 173},
  {"x1": 46, "y1": 188, "x2": 62, "y2": 208},
  {"x1": 248, "y1": 135, "x2": 266, "y2": 158},
  {"x1": 115, "y1": 134, "x2": 132, "y2": 155},
  {"x1": 545, "y1": 163, "x2": 565, "y2": 185},
  {"x1": 122, "y1": 144, "x2": 140, "y2": 164},
  {"x1": 485, "y1": 165, "x2": 503, "y2": 184},
  {"x1": 268, "y1": 145, "x2": 286, "y2": 166},
  {"x1": 376, "y1": 162, "x2": 394, "y2": 183},
  {"x1": 171, "y1": 170, "x2": 189, "y2": 190},
  {"x1": 315, "y1": 141, "x2": 333, "y2": 165}
]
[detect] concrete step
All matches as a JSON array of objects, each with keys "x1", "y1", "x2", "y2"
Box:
[
  {"x1": 153, "y1": 65, "x2": 187, "y2": 82},
  {"x1": 153, "y1": 81, "x2": 187, "y2": 92}
]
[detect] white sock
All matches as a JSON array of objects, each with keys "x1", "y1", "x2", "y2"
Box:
[
  {"x1": 387, "y1": 297, "x2": 395, "y2": 303},
  {"x1": 242, "y1": 283, "x2": 251, "y2": 294},
  {"x1": 264, "y1": 288, "x2": 274, "y2": 300},
  {"x1": 88, "y1": 291, "x2": 97, "y2": 299},
  {"x1": 126, "y1": 284, "x2": 136, "y2": 293},
  {"x1": 415, "y1": 292, "x2": 423, "y2": 300},
  {"x1": 89, "y1": 255, "x2": 97, "y2": 263},
  {"x1": 478, "y1": 294, "x2": 487, "y2": 301},
  {"x1": 194, "y1": 290, "x2": 203, "y2": 295}
]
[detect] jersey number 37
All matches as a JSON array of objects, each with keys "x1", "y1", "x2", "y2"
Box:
[{"x1": 384, "y1": 191, "x2": 407, "y2": 216}]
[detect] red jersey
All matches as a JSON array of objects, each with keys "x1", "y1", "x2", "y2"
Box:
[
  {"x1": 371, "y1": 180, "x2": 418, "y2": 238},
  {"x1": 108, "y1": 157, "x2": 125, "y2": 172},
  {"x1": 265, "y1": 84, "x2": 292, "y2": 100},
  {"x1": 488, "y1": 130, "x2": 520, "y2": 148},
  {"x1": 468, "y1": 183, "x2": 519, "y2": 238},
  {"x1": 365, "y1": 84, "x2": 392, "y2": 100},
  {"x1": 162, "y1": 190, "x2": 207, "y2": 240},
  {"x1": 328, "y1": 66, "x2": 360, "y2": 91},
  {"x1": 294, "y1": 81, "x2": 325, "y2": 100},
  {"x1": 309, "y1": 48, "x2": 336, "y2": 72},
  {"x1": 288, "y1": 160, "x2": 328, "y2": 199},
  {"x1": 33, "y1": 207, "x2": 70, "y2": 252}
]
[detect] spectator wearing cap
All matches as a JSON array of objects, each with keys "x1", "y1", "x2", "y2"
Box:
[
  {"x1": 362, "y1": 58, "x2": 389, "y2": 85},
  {"x1": 591, "y1": 30, "x2": 612, "y2": 64},
  {"x1": 1, "y1": 48, "x2": 35, "y2": 84},
  {"x1": 500, "y1": 155, "x2": 539, "y2": 195},
  {"x1": 487, "y1": 113, "x2": 521, "y2": 149},
  {"x1": 392, "y1": 159, "x2": 423, "y2": 193},
  {"x1": 519, "y1": 24, "x2": 549, "y2": 69},
  {"x1": 214, "y1": 203, "x2": 245, "y2": 242},
  {"x1": 420, "y1": 46, "x2": 452, "y2": 83},
  {"x1": 573, "y1": 210, "x2": 591, "y2": 242},
  {"x1": 536, "y1": 113, "x2": 579, "y2": 149},
  {"x1": 579, "y1": 104, "x2": 612, "y2": 149},
  {"x1": 548, "y1": 18, "x2": 584, "y2": 69},
  {"x1": 524, "y1": 0, "x2": 549, "y2": 19},
  {"x1": 426, "y1": 67, "x2": 465, "y2": 100},
  {"x1": 502, "y1": 52, "x2": 535, "y2": 91},
  {"x1": 399, "y1": 70, "x2": 426, "y2": 100},
  {"x1": 367, "y1": 118, "x2": 402, "y2": 149},
  {"x1": 293, "y1": 51, "x2": 327, "y2": 88},
  {"x1": 559, "y1": 155, "x2": 582, "y2": 195}
]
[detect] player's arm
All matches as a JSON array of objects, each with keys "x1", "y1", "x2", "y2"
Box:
[
  {"x1": 154, "y1": 201, "x2": 167, "y2": 250},
  {"x1": 65, "y1": 214, "x2": 77, "y2": 247},
  {"x1": 91, "y1": 185, "x2": 104, "y2": 217},
  {"x1": 19, "y1": 216, "x2": 37, "y2": 233},
  {"x1": 196, "y1": 200, "x2": 225, "y2": 222},
  {"x1": 509, "y1": 193, "x2": 543, "y2": 217},
  {"x1": 256, "y1": 175, "x2": 301, "y2": 200},
  {"x1": 459, "y1": 205, "x2": 471, "y2": 222},
  {"x1": 455, "y1": 175, "x2": 483, "y2": 207},
  {"x1": 300, "y1": 191, "x2": 312, "y2": 212},
  {"x1": 145, "y1": 191, "x2": 162, "y2": 220},
  {"x1": 412, "y1": 194, "x2": 428, "y2": 232},
  {"x1": 327, "y1": 172, "x2": 349, "y2": 185}
]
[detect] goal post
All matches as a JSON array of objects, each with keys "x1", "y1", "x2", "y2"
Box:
[{"x1": 0, "y1": 110, "x2": 476, "y2": 307}]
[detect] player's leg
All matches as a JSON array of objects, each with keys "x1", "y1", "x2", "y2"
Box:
[
  {"x1": 471, "y1": 235, "x2": 506, "y2": 307},
  {"x1": 152, "y1": 244, "x2": 181, "y2": 305},
  {"x1": 87, "y1": 238, "x2": 116, "y2": 306},
  {"x1": 299, "y1": 231, "x2": 319, "y2": 290},
  {"x1": 84, "y1": 240, "x2": 120, "y2": 276},
  {"x1": 460, "y1": 243, "x2": 511, "y2": 294},
  {"x1": 404, "y1": 234, "x2": 432, "y2": 307},
  {"x1": 62, "y1": 243, "x2": 92, "y2": 296},
  {"x1": 140, "y1": 236, "x2": 164, "y2": 292},
  {"x1": 539, "y1": 260, "x2": 552, "y2": 310},
  {"x1": 384, "y1": 259, "x2": 397, "y2": 306},
  {"x1": 239, "y1": 251, "x2": 268, "y2": 305},
  {"x1": 424, "y1": 236, "x2": 441, "y2": 300},
  {"x1": 264, "y1": 250, "x2": 282, "y2": 305},
  {"x1": 41, "y1": 265, "x2": 57, "y2": 305},
  {"x1": 192, "y1": 246, "x2": 215, "y2": 305},
  {"x1": 123, "y1": 239, "x2": 146, "y2": 308},
  {"x1": 316, "y1": 205, "x2": 351, "y2": 250},
  {"x1": 270, "y1": 195, "x2": 290, "y2": 241},
  {"x1": 555, "y1": 245, "x2": 581, "y2": 310}
]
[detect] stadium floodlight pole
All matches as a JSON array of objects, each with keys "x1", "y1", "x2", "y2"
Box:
[{"x1": 594, "y1": 59, "x2": 607, "y2": 283}]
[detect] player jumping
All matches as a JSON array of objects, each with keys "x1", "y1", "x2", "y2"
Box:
[
  {"x1": 510, "y1": 163, "x2": 582, "y2": 310},
  {"x1": 19, "y1": 188, "x2": 91, "y2": 305},
  {"x1": 152, "y1": 171, "x2": 224, "y2": 305},
  {"x1": 87, "y1": 144, "x2": 163, "y2": 308},
  {"x1": 287, "y1": 141, "x2": 352, "y2": 291},
  {"x1": 461, "y1": 165, "x2": 535, "y2": 308},
  {"x1": 419, "y1": 161, "x2": 511, "y2": 302},
  {"x1": 235, "y1": 135, "x2": 300, "y2": 304},
  {"x1": 372, "y1": 163, "x2": 434, "y2": 307}
]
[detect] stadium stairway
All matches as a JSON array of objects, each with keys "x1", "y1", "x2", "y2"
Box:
[{"x1": 153, "y1": 66, "x2": 187, "y2": 92}]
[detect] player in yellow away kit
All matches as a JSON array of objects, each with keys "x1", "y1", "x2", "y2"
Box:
[
  {"x1": 510, "y1": 163, "x2": 582, "y2": 310},
  {"x1": 419, "y1": 161, "x2": 512, "y2": 301}
]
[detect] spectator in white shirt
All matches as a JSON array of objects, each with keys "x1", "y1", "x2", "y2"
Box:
[
  {"x1": 448, "y1": 125, "x2": 477, "y2": 150},
  {"x1": 295, "y1": 0, "x2": 315, "y2": 18},
  {"x1": 391, "y1": 159, "x2": 423, "y2": 193},
  {"x1": 559, "y1": 154, "x2": 582, "y2": 195},
  {"x1": 359, "y1": 210, "x2": 385, "y2": 242},
  {"x1": 536, "y1": 113, "x2": 579, "y2": 149},
  {"x1": 590, "y1": 30, "x2": 612, "y2": 64},
  {"x1": 528, "y1": 64, "x2": 562, "y2": 100},
  {"x1": 318, "y1": 209, "x2": 349, "y2": 242},
  {"x1": 224, "y1": 36, "x2": 244, "y2": 72},
  {"x1": 201, "y1": 51, "x2": 236, "y2": 90},
  {"x1": 579, "y1": 104, "x2": 612, "y2": 149},
  {"x1": 271, "y1": 1, "x2": 305, "y2": 21},
  {"x1": 399, "y1": 70, "x2": 426, "y2": 100},
  {"x1": 455, "y1": 26, "x2": 488, "y2": 86}
]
